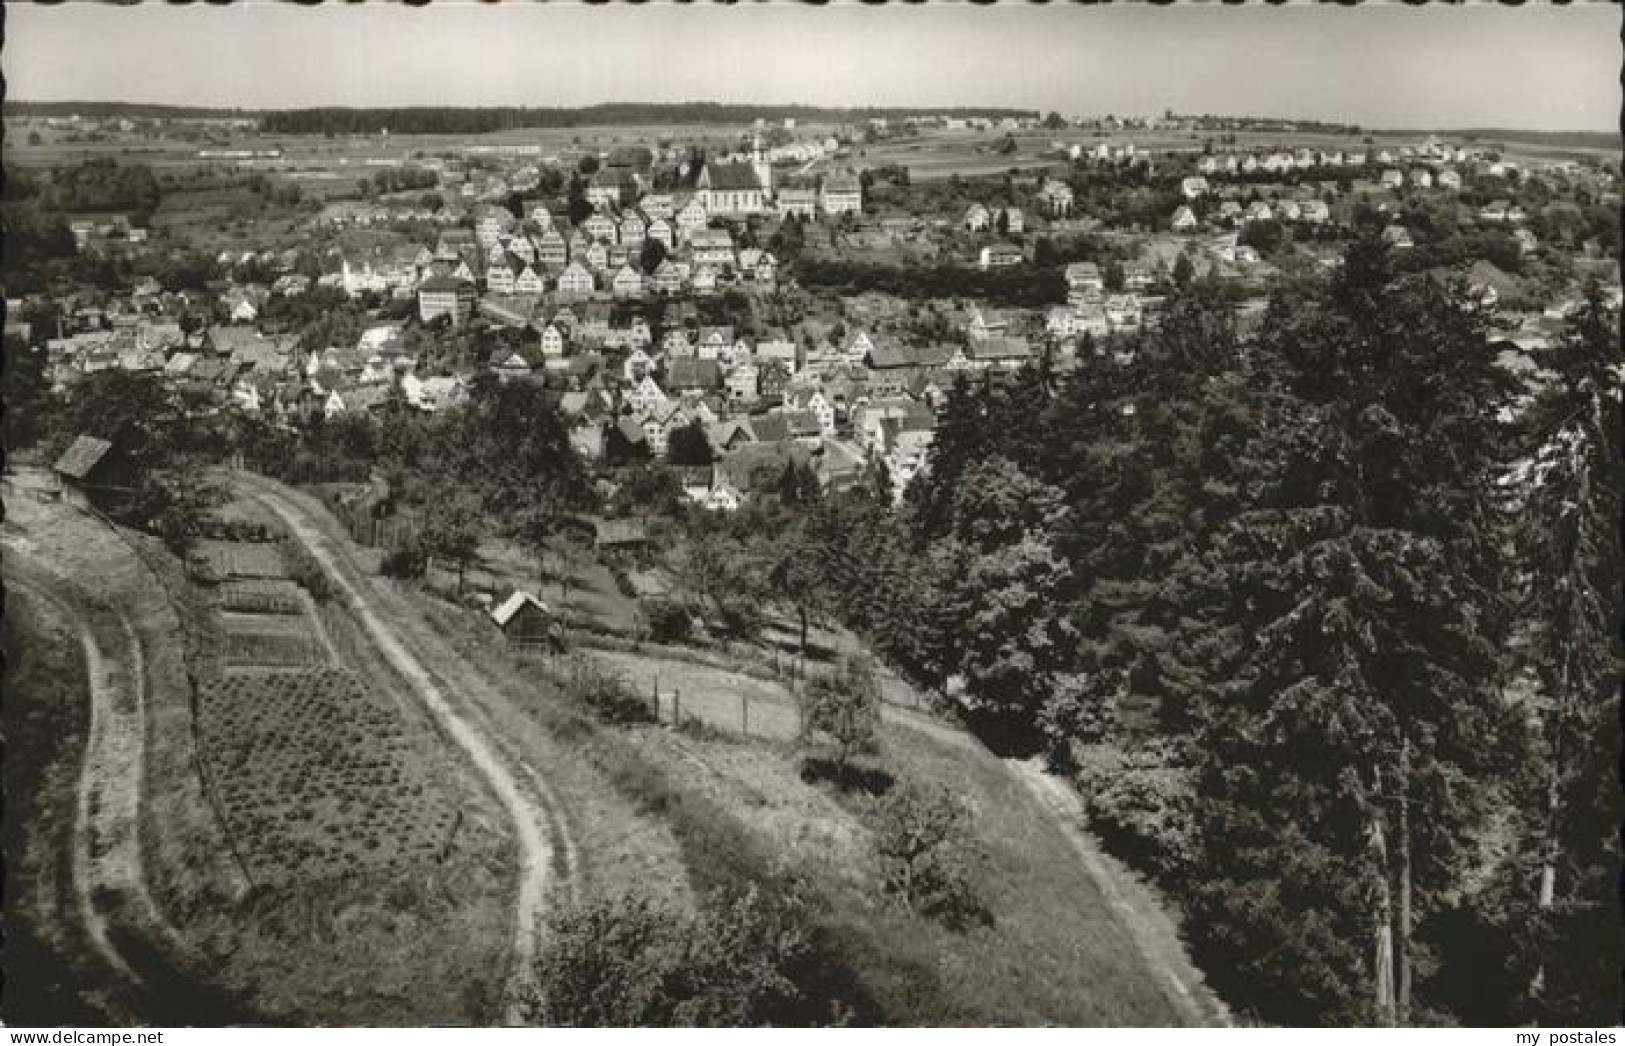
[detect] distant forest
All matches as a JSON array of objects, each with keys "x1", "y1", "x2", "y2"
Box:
[{"x1": 4, "y1": 101, "x2": 259, "y2": 121}]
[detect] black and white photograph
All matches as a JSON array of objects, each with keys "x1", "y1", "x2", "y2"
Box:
[{"x1": 1, "y1": 1, "x2": 1620, "y2": 1030}]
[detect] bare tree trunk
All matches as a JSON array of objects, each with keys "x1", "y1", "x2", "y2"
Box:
[
  {"x1": 1371, "y1": 767, "x2": 1397, "y2": 1026},
  {"x1": 1396, "y1": 739, "x2": 1412, "y2": 1026},
  {"x1": 1533, "y1": 656, "x2": 1570, "y2": 997}
]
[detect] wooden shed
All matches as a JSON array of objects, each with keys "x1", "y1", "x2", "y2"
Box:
[
  {"x1": 51, "y1": 434, "x2": 130, "y2": 511},
  {"x1": 489, "y1": 589, "x2": 563, "y2": 652}
]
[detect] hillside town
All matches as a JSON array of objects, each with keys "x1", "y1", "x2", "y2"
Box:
[
  {"x1": 4, "y1": 0, "x2": 1621, "y2": 1027},
  {"x1": 13, "y1": 113, "x2": 1620, "y2": 518}
]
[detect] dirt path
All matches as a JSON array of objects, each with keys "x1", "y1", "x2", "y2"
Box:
[
  {"x1": 1008, "y1": 758, "x2": 1232, "y2": 1028},
  {"x1": 4, "y1": 562, "x2": 197, "y2": 1008},
  {"x1": 234, "y1": 473, "x2": 574, "y2": 1017},
  {"x1": 7, "y1": 574, "x2": 141, "y2": 986}
]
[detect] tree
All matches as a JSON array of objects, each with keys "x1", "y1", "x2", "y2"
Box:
[
  {"x1": 872, "y1": 782, "x2": 983, "y2": 926},
  {"x1": 2, "y1": 336, "x2": 49, "y2": 451},
  {"x1": 666, "y1": 420, "x2": 714, "y2": 466},
  {"x1": 1176, "y1": 240, "x2": 1524, "y2": 1026},
  {"x1": 1500, "y1": 284, "x2": 1622, "y2": 1023},
  {"x1": 419, "y1": 493, "x2": 483, "y2": 593},
  {"x1": 800, "y1": 654, "x2": 882, "y2": 779},
  {"x1": 1043, "y1": 112, "x2": 1067, "y2": 131},
  {"x1": 1103, "y1": 257, "x2": 1125, "y2": 292},
  {"x1": 1172, "y1": 252, "x2": 1195, "y2": 288},
  {"x1": 566, "y1": 173, "x2": 592, "y2": 226},
  {"x1": 639, "y1": 237, "x2": 667, "y2": 275},
  {"x1": 1240, "y1": 218, "x2": 1287, "y2": 255},
  {"x1": 764, "y1": 514, "x2": 830, "y2": 659},
  {"x1": 525, "y1": 886, "x2": 836, "y2": 1026}
]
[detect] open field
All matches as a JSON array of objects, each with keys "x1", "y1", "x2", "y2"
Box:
[
  {"x1": 589, "y1": 647, "x2": 805, "y2": 741},
  {"x1": 197, "y1": 668, "x2": 461, "y2": 883}
]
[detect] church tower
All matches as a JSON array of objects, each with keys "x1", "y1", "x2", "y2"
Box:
[{"x1": 752, "y1": 133, "x2": 774, "y2": 201}]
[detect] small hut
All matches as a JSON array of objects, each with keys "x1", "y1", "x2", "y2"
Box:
[
  {"x1": 52, "y1": 434, "x2": 129, "y2": 511},
  {"x1": 489, "y1": 589, "x2": 562, "y2": 652}
]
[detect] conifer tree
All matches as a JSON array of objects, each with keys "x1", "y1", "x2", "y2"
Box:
[{"x1": 1175, "y1": 239, "x2": 1524, "y2": 1025}]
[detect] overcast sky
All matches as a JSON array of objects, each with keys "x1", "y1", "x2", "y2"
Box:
[{"x1": 6, "y1": 2, "x2": 1619, "y2": 131}]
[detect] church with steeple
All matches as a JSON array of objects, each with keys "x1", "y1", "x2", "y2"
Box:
[{"x1": 696, "y1": 134, "x2": 774, "y2": 218}]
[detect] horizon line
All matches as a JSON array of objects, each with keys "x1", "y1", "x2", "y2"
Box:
[{"x1": 4, "y1": 98, "x2": 1618, "y2": 138}]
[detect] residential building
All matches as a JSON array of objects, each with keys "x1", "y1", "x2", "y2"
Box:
[
  {"x1": 820, "y1": 172, "x2": 863, "y2": 216},
  {"x1": 979, "y1": 243, "x2": 1024, "y2": 270},
  {"x1": 417, "y1": 276, "x2": 475, "y2": 326}
]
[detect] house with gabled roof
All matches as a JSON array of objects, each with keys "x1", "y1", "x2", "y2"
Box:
[
  {"x1": 618, "y1": 211, "x2": 647, "y2": 246},
  {"x1": 536, "y1": 227, "x2": 568, "y2": 268},
  {"x1": 491, "y1": 344, "x2": 545, "y2": 381},
  {"x1": 611, "y1": 264, "x2": 644, "y2": 299},
  {"x1": 666, "y1": 357, "x2": 723, "y2": 394},
  {"x1": 584, "y1": 211, "x2": 618, "y2": 243},
  {"x1": 673, "y1": 196, "x2": 708, "y2": 240},
  {"x1": 645, "y1": 217, "x2": 674, "y2": 250},
  {"x1": 820, "y1": 172, "x2": 863, "y2": 216},
  {"x1": 687, "y1": 228, "x2": 736, "y2": 267},
  {"x1": 625, "y1": 373, "x2": 668, "y2": 414},
  {"x1": 556, "y1": 262, "x2": 595, "y2": 299}
]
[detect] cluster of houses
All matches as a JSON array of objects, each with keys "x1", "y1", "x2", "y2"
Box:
[
  {"x1": 27, "y1": 120, "x2": 1622, "y2": 526},
  {"x1": 1195, "y1": 137, "x2": 1482, "y2": 177},
  {"x1": 35, "y1": 289, "x2": 1061, "y2": 509}
]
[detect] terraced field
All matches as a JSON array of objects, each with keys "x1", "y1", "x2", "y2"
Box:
[{"x1": 197, "y1": 669, "x2": 461, "y2": 883}]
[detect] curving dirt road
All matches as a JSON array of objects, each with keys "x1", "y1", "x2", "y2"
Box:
[
  {"x1": 234, "y1": 472, "x2": 575, "y2": 1017},
  {"x1": 7, "y1": 573, "x2": 143, "y2": 987}
]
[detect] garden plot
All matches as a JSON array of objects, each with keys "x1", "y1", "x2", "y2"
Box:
[
  {"x1": 194, "y1": 539, "x2": 289, "y2": 581},
  {"x1": 197, "y1": 668, "x2": 460, "y2": 883},
  {"x1": 221, "y1": 612, "x2": 327, "y2": 668},
  {"x1": 217, "y1": 578, "x2": 306, "y2": 616}
]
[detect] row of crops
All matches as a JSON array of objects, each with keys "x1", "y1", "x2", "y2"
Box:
[
  {"x1": 197, "y1": 668, "x2": 459, "y2": 883},
  {"x1": 192, "y1": 539, "x2": 290, "y2": 583},
  {"x1": 217, "y1": 579, "x2": 305, "y2": 616}
]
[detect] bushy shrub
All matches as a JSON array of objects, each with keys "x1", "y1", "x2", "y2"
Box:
[
  {"x1": 379, "y1": 534, "x2": 428, "y2": 579},
  {"x1": 870, "y1": 782, "x2": 985, "y2": 928},
  {"x1": 525, "y1": 885, "x2": 845, "y2": 1026},
  {"x1": 277, "y1": 536, "x2": 332, "y2": 602},
  {"x1": 557, "y1": 656, "x2": 654, "y2": 725},
  {"x1": 1074, "y1": 739, "x2": 1197, "y2": 890},
  {"x1": 644, "y1": 600, "x2": 693, "y2": 643}
]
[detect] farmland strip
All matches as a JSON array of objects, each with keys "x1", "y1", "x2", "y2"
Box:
[{"x1": 236, "y1": 474, "x2": 570, "y2": 1016}]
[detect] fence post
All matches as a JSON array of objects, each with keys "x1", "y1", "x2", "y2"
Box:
[
  {"x1": 741, "y1": 692, "x2": 749, "y2": 736},
  {"x1": 674, "y1": 689, "x2": 681, "y2": 728}
]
